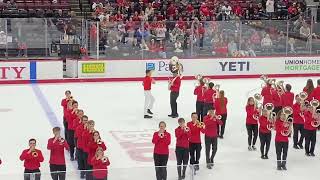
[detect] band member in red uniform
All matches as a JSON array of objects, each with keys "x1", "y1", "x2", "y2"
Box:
[
  {"x1": 214, "y1": 90, "x2": 228, "y2": 138},
  {"x1": 20, "y1": 138, "x2": 44, "y2": 180},
  {"x1": 246, "y1": 97, "x2": 259, "y2": 151},
  {"x1": 203, "y1": 109, "x2": 223, "y2": 169},
  {"x1": 143, "y1": 70, "x2": 155, "y2": 119},
  {"x1": 61, "y1": 90, "x2": 72, "y2": 140},
  {"x1": 292, "y1": 95, "x2": 305, "y2": 149},
  {"x1": 194, "y1": 78, "x2": 206, "y2": 121},
  {"x1": 152, "y1": 121, "x2": 171, "y2": 180},
  {"x1": 271, "y1": 86, "x2": 282, "y2": 114},
  {"x1": 175, "y1": 118, "x2": 191, "y2": 180},
  {"x1": 187, "y1": 112, "x2": 204, "y2": 172},
  {"x1": 303, "y1": 105, "x2": 317, "y2": 156},
  {"x1": 303, "y1": 79, "x2": 314, "y2": 102},
  {"x1": 274, "y1": 111, "x2": 289, "y2": 170},
  {"x1": 281, "y1": 84, "x2": 294, "y2": 108},
  {"x1": 67, "y1": 101, "x2": 78, "y2": 161},
  {"x1": 311, "y1": 79, "x2": 320, "y2": 102},
  {"x1": 168, "y1": 73, "x2": 181, "y2": 118},
  {"x1": 82, "y1": 120, "x2": 96, "y2": 180},
  {"x1": 203, "y1": 82, "x2": 216, "y2": 116},
  {"x1": 261, "y1": 81, "x2": 273, "y2": 105},
  {"x1": 88, "y1": 131, "x2": 107, "y2": 169},
  {"x1": 75, "y1": 115, "x2": 89, "y2": 179},
  {"x1": 47, "y1": 127, "x2": 70, "y2": 180},
  {"x1": 259, "y1": 109, "x2": 272, "y2": 159},
  {"x1": 91, "y1": 147, "x2": 110, "y2": 180}
]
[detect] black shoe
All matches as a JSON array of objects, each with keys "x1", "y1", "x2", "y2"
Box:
[
  {"x1": 219, "y1": 135, "x2": 224, "y2": 139},
  {"x1": 281, "y1": 162, "x2": 287, "y2": 170},
  {"x1": 195, "y1": 165, "x2": 199, "y2": 171},
  {"x1": 144, "y1": 115, "x2": 152, "y2": 119},
  {"x1": 206, "y1": 164, "x2": 212, "y2": 169},
  {"x1": 252, "y1": 146, "x2": 257, "y2": 151},
  {"x1": 277, "y1": 161, "x2": 282, "y2": 170},
  {"x1": 306, "y1": 153, "x2": 311, "y2": 156},
  {"x1": 261, "y1": 155, "x2": 265, "y2": 159},
  {"x1": 293, "y1": 145, "x2": 299, "y2": 149},
  {"x1": 298, "y1": 144, "x2": 304, "y2": 149},
  {"x1": 80, "y1": 172, "x2": 85, "y2": 179},
  {"x1": 310, "y1": 153, "x2": 315, "y2": 157},
  {"x1": 181, "y1": 174, "x2": 185, "y2": 179},
  {"x1": 168, "y1": 114, "x2": 173, "y2": 117},
  {"x1": 147, "y1": 109, "x2": 153, "y2": 115},
  {"x1": 171, "y1": 115, "x2": 179, "y2": 118},
  {"x1": 248, "y1": 146, "x2": 252, "y2": 151},
  {"x1": 70, "y1": 157, "x2": 75, "y2": 161},
  {"x1": 264, "y1": 155, "x2": 269, "y2": 159}
]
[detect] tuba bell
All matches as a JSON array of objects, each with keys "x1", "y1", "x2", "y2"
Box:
[
  {"x1": 254, "y1": 93, "x2": 263, "y2": 109},
  {"x1": 298, "y1": 92, "x2": 308, "y2": 102},
  {"x1": 194, "y1": 74, "x2": 203, "y2": 86}
]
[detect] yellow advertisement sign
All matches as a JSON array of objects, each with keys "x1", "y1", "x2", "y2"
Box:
[{"x1": 82, "y1": 62, "x2": 105, "y2": 73}]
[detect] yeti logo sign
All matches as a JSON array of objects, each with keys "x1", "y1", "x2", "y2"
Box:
[{"x1": 219, "y1": 61, "x2": 250, "y2": 72}]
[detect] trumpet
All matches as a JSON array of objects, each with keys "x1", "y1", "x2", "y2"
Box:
[
  {"x1": 58, "y1": 137, "x2": 65, "y2": 144},
  {"x1": 32, "y1": 151, "x2": 38, "y2": 157},
  {"x1": 102, "y1": 156, "x2": 109, "y2": 163},
  {"x1": 184, "y1": 126, "x2": 190, "y2": 132},
  {"x1": 194, "y1": 120, "x2": 205, "y2": 128},
  {"x1": 159, "y1": 132, "x2": 164, "y2": 138},
  {"x1": 215, "y1": 115, "x2": 222, "y2": 120},
  {"x1": 97, "y1": 139, "x2": 103, "y2": 145}
]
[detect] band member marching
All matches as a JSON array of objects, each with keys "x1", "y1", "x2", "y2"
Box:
[
  {"x1": 292, "y1": 95, "x2": 305, "y2": 149},
  {"x1": 61, "y1": 90, "x2": 72, "y2": 141},
  {"x1": 261, "y1": 80, "x2": 273, "y2": 105},
  {"x1": 66, "y1": 100, "x2": 79, "y2": 161},
  {"x1": 88, "y1": 131, "x2": 107, "y2": 169},
  {"x1": 214, "y1": 90, "x2": 228, "y2": 139},
  {"x1": 203, "y1": 109, "x2": 223, "y2": 169},
  {"x1": 303, "y1": 104, "x2": 318, "y2": 156},
  {"x1": 311, "y1": 79, "x2": 320, "y2": 103},
  {"x1": 271, "y1": 85, "x2": 282, "y2": 114},
  {"x1": 187, "y1": 113, "x2": 205, "y2": 173},
  {"x1": 259, "y1": 109, "x2": 272, "y2": 159},
  {"x1": 168, "y1": 72, "x2": 181, "y2": 118},
  {"x1": 91, "y1": 147, "x2": 110, "y2": 180},
  {"x1": 175, "y1": 118, "x2": 191, "y2": 180},
  {"x1": 303, "y1": 79, "x2": 314, "y2": 102},
  {"x1": 152, "y1": 121, "x2": 171, "y2": 180},
  {"x1": 274, "y1": 111, "x2": 290, "y2": 170},
  {"x1": 82, "y1": 120, "x2": 96, "y2": 180},
  {"x1": 20, "y1": 138, "x2": 44, "y2": 180},
  {"x1": 203, "y1": 82, "x2": 216, "y2": 116},
  {"x1": 194, "y1": 78, "x2": 206, "y2": 121},
  {"x1": 76, "y1": 115, "x2": 89, "y2": 179},
  {"x1": 47, "y1": 127, "x2": 70, "y2": 180},
  {"x1": 246, "y1": 97, "x2": 259, "y2": 151},
  {"x1": 143, "y1": 70, "x2": 155, "y2": 119},
  {"x1": 281, "y1": 84, "x2": 294, "y2": 108}
]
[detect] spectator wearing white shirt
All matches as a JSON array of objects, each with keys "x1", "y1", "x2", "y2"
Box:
[
  {"x1": 300, "y1": 22, "x2": 311, "y2": 48},
  {"x1": 221, "y1": 2, "x2": 232, "y2": 21},
  {"x1": 261, "y1": 34, "x2": 273, "y2": 52},
  {"x1": 266, "y1": 0, "x2": 275, "y2": 19}
]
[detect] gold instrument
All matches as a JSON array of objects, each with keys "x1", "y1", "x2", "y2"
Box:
[
  {"x1": 281, "y1": 107, "x2": 293, "y2": 136},
  {"x1": 159, "y1": 132, "x2": 164, "y2": 138},
  {"x1": 298, "y1": 92, "x2": 308, "y2": 101},
  {"x1": 97, "y1": 139, "x2": 103, "y2": 145},
  {"x1": 58, "y1": 137, "x2": 65, "y2": 145},
  {"x1": 203, "y1": 77, "x2": 211, "y2": 87},
  {"x1": 32, "y1": 151, "x2": 38, "y2": 157},
  {"x1": 310, "y1": 99, "x2": 320, "y2": 127},
  {"x1": 276, "y1": 80, "x2": 285, "y2": 94},
  {"x1": 102, "y1": 156, "x2": 109, "y2": 163},
  {"x1": 194, "y1": 120, "x2": 205, "y2": 128},
  {"x1": 254, "y1": 93, "x2": 263, "y2": 109},
  {"x1": 264, "y1": 103, "x2": 276, "y2": 130},
  {"x1": 194, "y1": 74, "x2": 203, "y2": 86},
  {"x1": 184, "y1": 126, "x2": 190, "y2": 132},
  {"x1": 253, "y1": 111, "x2": 260, "y2": 121},
  {"x1": 214, "y1": 84, "x2": 220, "y2": 91}
]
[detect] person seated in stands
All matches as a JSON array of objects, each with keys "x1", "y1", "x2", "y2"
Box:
[
  {"x1": 300, "y1": 22, "x2": 311, "y2": 48},
  {"x1": 174, "y1": 40, "x2": 183, "y2": 53},
  {"x1": 54, "y1": 9, "x2": 64, "y2": 19},
  {"x1": 227, "y1": 38, "x2": 238, "y2": 57},
  {"x1": 7, "y1": 0, "x2": 17, "y2": 10},
  {"x1": 250, "y1": 30, "x2": 261, "y2": 48},
  {"x1": 275, "y1": 0, "x2": 288, "y2": 19},
  {"x1": 266, "y1": 0, "x2": 275, "y2": 19},
  {"x1": 261, "y1": 34, "x2": 273, "y2": 52}
]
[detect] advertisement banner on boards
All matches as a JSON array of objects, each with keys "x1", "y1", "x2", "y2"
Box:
[
  {"x1": 78, "y1": 61, "x2": 107, "y2": 78},
  {"x1": 0, "y1": 62, "x2": 30, "y2": 80}
]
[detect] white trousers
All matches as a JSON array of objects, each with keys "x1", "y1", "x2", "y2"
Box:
[{"x1": 144, "y1": 90, "x2": 155, "y2": 115}]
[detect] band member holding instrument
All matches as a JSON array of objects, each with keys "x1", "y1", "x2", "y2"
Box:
[
  {"x1": 271, "y1": 86, "x2": 282, "y2": 114},
  {"x1": 47, "y1": 127, "x2": 70, "y2": 180},
  {"x1": 203, "y1": 82, "x2": 216, "y2": 117},
  {"x1": 275, "y1": 111, "x2": 289, "y2": 170},
  {"x1": 303, "y1": 79, "x2": 315, "y2": 102},
  {"x1": 168, "y1": 73, "x2": 181, "y2": 118},
  {"x1": 246, "y1": 97, "x2": 259, "y2": 151},
  {"x1": 82, "y1": 120, "x2": 96, "y2": 180},
  {"x1": 73, "y1": 109, "x2": 84, "y2": 146},
  {"x1": 187, "y1": 113, "x2": 205, "y2": 172},
  {"x1": 259, "y1": 109, "x2": 272, "y2": 159},
  {"x1": 303, "y1": 105, "x2": 317, "y2": 156},
  {"x1": 214, "y1": 90, "x2": 228, "y2": 139},
  {"x1": 88, "y1": 131, "x2": 107, "y2": 170},
  {"x1": 61, "y1": 90, "x2": 72, "y2": 142},
  {"x1": 293, "y1": 95, "x2": 305, "y2": 149},
  {"x1": 20, "y1": 138, "x2": 44, "y2": 180},
  {"x1": 175, "y1": 118, "x2": 191, "y2": 180},
  {"x1": 75, "y1": 115, "x2": 89, "y2": 179},
  {"x1": 281, "y1": 84, "x2": 294, "y2": 108},
  {"x1": 194, "y1": 78, "x2": 206, "y2": 121},
  {"x1": 261, "y1": 81, "x2": 273, "y2": 105},
  {"x1": 311, "y1": 79, "x2": 320, "y2": 103},
  {"x1": 143, "y1": 70, "x2": 155, "y2": 119},
  {"x1": 152, "y1": 121, "x2": 171, "y2": 180},
  {"x1": 203, "y1": 109, "x2": 223, "y2": 169},
  {"x1": 67, "y1": 100, "x2": 78, "y2": 161},
  {"x1": 91, "y1": 147, "x2": 110, "y2": 180}
]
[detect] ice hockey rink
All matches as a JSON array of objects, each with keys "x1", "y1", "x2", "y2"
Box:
[{"x1": 0, "y1": 77, "x2": 319, "y2": 179}]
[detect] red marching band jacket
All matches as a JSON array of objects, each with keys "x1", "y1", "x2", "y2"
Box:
[
  {"x1": 47, "y1": 138, "x2": 70, "y2": 165},
  {"x1": 261, "y1": 85, "x2": 273, "y2": 105},
  {"x1": 187, "y1": 121, "x2": 205, "y2": 143},
  {"x1": 203, "y1": 115, "x2": 223, "y2": 137},
  {"x1": 87, "y1": 141, "x2": 107, "y2": 165},
  {"x1": 194, "y1": 85, "x2": 205, "y2": 102},
  {"x1": 203, "y1": 88, "x2": 216, "y2": 104},
  {"x1": 303, "y1": 110, "x2": 317, "y2": 131},
  {"x1": 175, "y1": 126, "x2": 191, "y2": 148},
  {"x1": 281, "y1": 92, "x2": 294, "y2": 107},
  {"x1": 246, "y1": 105, "x2": 259, "y2": 125},
  {"x1": 170, "y1": 77, "x2": 181, "y2": 92},
  {"x1": 214, "y1": 97, "x2": 228, "y2": 115},
  {"x1": 271, "y1": 89, "x2": 282, "y2": 107},
  {"x1": 152, "y1": 131, "x2": 171, "y2": 155},
  {"x1": 76, "y1": 125, "x2": 86, "y2": 150},
  {"x1": 259, "y1": 116, "x2": 271, "y2": 134},
  {"x1": 19, "y1": 149, "x2": 44, "y2": 170},
  {"x1": 293, "y1": 103, "x2": 304, "y2": 125},
  {"x1": 61, "y1": 98, "x2": 69, "y2": 119},
  {"x1": 91, "y1": 157, "x2": 110, "y2": 179},
  {"x1": 275, "y1": 120, "x2": 289, "y2": 142},
  {"x1": 311, "y1": 86, "x2": 320, "y2": 101}
]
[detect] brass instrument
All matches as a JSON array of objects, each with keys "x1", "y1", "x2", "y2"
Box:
[
  {"x1": 194, "y1": 120, "x2": 205, "y2": 128},
  {"x1": 97, "y1": 139, "x2": 103, "y2": 145},
  {"x1": 58, "y1": 137, "x2": 65, "y2": 145},
  {"x1": 32, "y1": 151, "x2": 38, "y2": 157},
  {"x1": 159, "y1": 132, "x2": 164, "y2": 138},
  {"x1": 298, "y1": 92, "x2": 308, "y2": 101},
  {"x1": 253, "y1": 111, "x2": 260, "y2": 121},
  {"x1": 102, "y1": 156, "x2": 109, "y2": 163},
  {"x1": 203, "y1": 77, "x2": 211, "y2": 87},
  {"x1": 184, "y1": 126, "x2": 190, "y2": 132},
  {"x1": 214, "y1": 84, "x2": 220, "y2": 92},
  {"x1": 281, "y1": 107, "x2": 293, "y2": 136},
  {"x1": 194, "y1": 74, "x2": 203, "y2": 86},
  {"x1": 215, "y1": 115, "x2": 222, "y2": 120},
  {"x1": 310, "y1": 99, "x2": 320, "y2": 127},
  {"x1": 254, "y1": 93, "x2": 263, "y2": 109},
  {"x1": 264, "y1": 103, "x2": 276, "y2": 130},
  {"x1": 276, "y1": 80, "x2": 285, "y2": 94}
]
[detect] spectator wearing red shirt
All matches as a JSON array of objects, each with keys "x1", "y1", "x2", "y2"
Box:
[
  {"x1": 194, "y1": 78, "x2": 206, "y2": 121},
  {"x1": 203, "y1": 82, "x2": 217, "y2": 116},
  {"x1": 259, "y1": 109, "x2": 272, "y2": 159},
  {"x1": 303, "y1": 106, "x2": 317, "y2": 156},
  {"x1": 274, "y1": 111, "x2": 289, "y2": 170},
  {"x1": 203, "y1": 110, "x2": 223, "y2": 169},
  {"x1": 168, "y1": 73, "x2": 181, "y2": 118},
  {"x1": 214, "y1": 90, "x2": 228, "y2": 138},
  {"x1": 61, "y1": 90, "x2": 72, "y2": 141},
  {"x1": 19, "y1": 139, "x2": 44, "y2": 180},
  {"x1": 200, "y1": 2, "x2": 210, "y2": 17},
  {"x1": 292, "y1": 95, "x2": 305, "y2": 149},
  {"x1": 167, "y1": 3, "x2": 176, "y2": 16},
  {"x1": 303, "y1": 79, "x2": 315, "y2": 102},
  {"x1": 152, "y1": 121, "x2": 171, "y2": 180},
  {"x1": 198, "y1": 23, "x2": 205, "y2": 49},
  {"x1": 175, "y1": 118, "x2": 191, "y2": 179},
  {"x1": 47, "y1": 127, "x2": 70, "y2": 180},
  {"x1": 143, "y1": 70, "x2": 155, "y2": 119},
  {"x1": 186, "y1": 3, "x2": 194, "y2": 14},
  {"x1": 91, "y1": 147, "x2": 110, "y2": 180},
  {"x1": 245, "y1": 97, "x2": 259, "y2": 151},
  {"x1": 233, "y1": 3, "x2": 243, "y2": 17}
]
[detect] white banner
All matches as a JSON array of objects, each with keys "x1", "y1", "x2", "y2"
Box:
[{"x1": 0, "y1": 62, "x2": 30, "y2": 80}]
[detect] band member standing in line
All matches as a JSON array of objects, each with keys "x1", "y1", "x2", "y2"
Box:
[
  {"x1": 152, "y1": 121, "x2": 171, "y2": 180},
  {"x1": 274, "y1": 111, "x2": 289, "y2": 170},
  {"x1": 91, "y1": 147, "x2": 110, "y2": 180},
  {"x1": 214, "y1": 90, "x2": 228, "y2": 139},
  {"x1": 292, "y1": 95, "x2": 305, "y2": 149},
  {"x1": 303, "y1": 105, "x2": 317, "y2": 156},
  {"x1": 311, "y1": 79, "x2": 320, "y2": 102},
  {"x1": 67, "y1": 101, "x2": 78, "y2": 161},
  {"x1": 261, "y1": 81, "x2": 273, "y2": 105},
  {"x1": 271, "y1": 85, "x2": 282, "y2": 114},
  {"x1": 194, "y1": 78, "x2": 206, "y2": 121},
  {"x1": 281, "y1": 84, "x2": 294, "y2": 108},
  {"x1": 203, "y1": 109, "x2": 223, "y2": 169},
  {"x1": 259, "y1": 109, "x2": 272, "y2": 159},
  {"x1": 75, "y1": 115, "x2": 89, "y2": 179},
  {"x1": 61, "y1": 90, "x2": 72, "y2": 141},
  {"x1": 246, "y1": 97, "x2": 259, "y2": 151},
  {"x1": 88, "y1": 131, "x2": 107, "y2": 168},
  {"x1": 303, "y1": 79, "x2": 314, "y2": 102},
  {"x1": 187, "y1": 113, "x2": 204, "y2": 173},
  {"x1": 203, "y1": 82, "x2": 216, "y2": 116},
  {"x1": 82, "y1": 120, "x2": 96, "y2": 180},
  {"x1": 143, "y1": 70, "x2": 155, "y2": 119},
  {"x1": 20, "y1": 139, "x2": 44, "y2": 180},
  {"x1": 175, "y1": 118, "x2": 191, "y2": 180},
  {"x1": 47, "y1": 127, "x2": 70, "y2": 180},
  {"x1": 168, "y1": 73, "x2": 181, "y2": 118}
]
